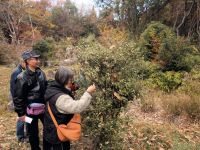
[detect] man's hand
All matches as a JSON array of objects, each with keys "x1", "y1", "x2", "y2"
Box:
[{"x1": 87, "y1": 84, "x2": 96, "y2": 94}]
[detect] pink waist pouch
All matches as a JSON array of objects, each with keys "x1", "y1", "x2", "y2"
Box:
[{"x1": 27, "y1": 103, "x2": 45, "y2": 115}]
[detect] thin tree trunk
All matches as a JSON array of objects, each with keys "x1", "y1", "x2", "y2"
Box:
[
  {"x1": 197, "y1": 1, "x2": 200, "y2": 46},
  {"x1": 29, "y1": 14, "x2": 35, "y2": 45},
  {"x1": 173, "y1": 1, "x2": 179, "y2": 31},
  {"x1": 176, "y1": 0, "x2": 195, "y2": 36}
]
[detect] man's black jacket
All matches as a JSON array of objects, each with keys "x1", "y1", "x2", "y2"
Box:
[
  {"x1": 10, "y1": 64, "x2": 23, "y2": 99},
  {"x1": 13, "y1": 67, "x2": 47, "y2": 117}
]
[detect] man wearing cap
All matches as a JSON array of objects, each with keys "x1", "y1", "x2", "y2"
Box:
[
  {"x1": 9, "y1": 55, "x2": 26, "y2": 142},
  {"x1": 13, "y1": 50, "x2": 47, "y2": 150}
]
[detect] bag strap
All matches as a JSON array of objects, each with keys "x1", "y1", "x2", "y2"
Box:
[{"x1": 47, "y1": 103, "x2": 59, "y2": 128}]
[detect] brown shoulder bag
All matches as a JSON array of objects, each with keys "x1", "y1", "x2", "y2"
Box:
[{"x1": 47, "y1": 103, "x2": 81, "y2": 142}]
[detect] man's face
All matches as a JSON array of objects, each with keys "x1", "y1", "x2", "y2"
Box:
[{"x1": 27, "y1": 57, "x2": 40, "y2": 68}]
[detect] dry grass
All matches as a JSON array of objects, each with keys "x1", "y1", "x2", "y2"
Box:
[
  {"x1": 140, "y1": 84, "x2": 200, "y2": 121},
  {"x1": 162, "y1": 93, "x2": 188, "y2": 117},
  {"x1": 161, "y1": 93, "x2": 200, "y2": 121},
  {"x1": 140, "y1": 96, "x2": 156, "y2": 113},
  {"x1": 140, "y1": 89, "x2": 164, "y2": 113},
  {"x1": 0, "y1": 66, "x2": 13, "y2": 114},
  {"x1": 124, "y1": 87, "x2": 200, "y2": 149},
  {"x1": 184, "y1": 94, "x2": 200, "y2": 120},
  {"x1": 121, "y1": 100, "x2": 200, "y2": 150},
  {"x1": 0, "y1": 43, "x2": 30, "y2": 65}
]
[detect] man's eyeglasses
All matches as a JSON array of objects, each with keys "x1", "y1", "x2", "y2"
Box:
[{"x1": 30, "y1": 57, "x2": 39, "y2": 61}]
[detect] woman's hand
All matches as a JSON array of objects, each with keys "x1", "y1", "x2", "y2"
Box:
[{"x1": 87, "y1": 84, "x2": 96, "y2": 94}]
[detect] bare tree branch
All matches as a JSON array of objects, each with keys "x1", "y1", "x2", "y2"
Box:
[{"x1": 176, "y1": 0, "x2": 195, "y2": 36}]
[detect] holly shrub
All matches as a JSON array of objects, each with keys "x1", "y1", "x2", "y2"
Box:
[{"x1": 77, "y1": 35, "x2": 147, "y2": 149}]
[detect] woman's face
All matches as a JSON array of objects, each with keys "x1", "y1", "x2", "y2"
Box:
[{"x1": 66, "y1": 78, "x2": 74, "y2": 90}]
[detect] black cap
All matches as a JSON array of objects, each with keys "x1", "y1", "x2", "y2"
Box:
[{"x1": 21, "y1": 50, "x2": 40, "y2": 61}]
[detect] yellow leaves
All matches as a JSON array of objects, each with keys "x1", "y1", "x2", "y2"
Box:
[
  {"x1": 109, "y1": 45, "x2": 116, "y2": 50},
  {"x1": 192, "y1": 46, "x2": 199, "y2": 52},
  {"x1": 25, "y1": 3, "x2": 52, "y2": 27},
  {"x1": 98, "y1": 25, "x2": 128, "y2": 47},
  {"x1": 20, "y1": 29, "x2": 42, "y2": 42},
  {"x1": 49, "y1": 23, "x2": 56, "y2": 29}
]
